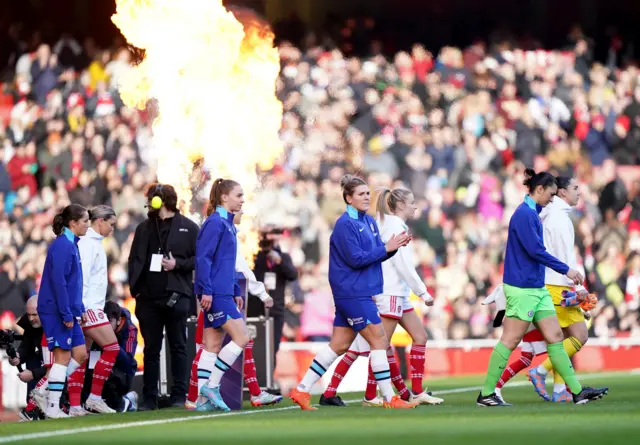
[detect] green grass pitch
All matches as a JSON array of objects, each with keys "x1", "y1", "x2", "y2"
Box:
[{"x1": 1, "y1": 372, "x2": 639, "y2": 444}]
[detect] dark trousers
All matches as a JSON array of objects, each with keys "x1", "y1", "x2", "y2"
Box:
[
  {"x1": 272, "y1": 314, "x2": 284, "y2": 369},
  {"x1": 135, "y1": 296, "x2": 190, "y2": 405}
]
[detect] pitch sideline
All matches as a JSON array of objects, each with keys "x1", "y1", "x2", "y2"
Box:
[{"x1": 0, "y1": 371, "x2": 636, "y2": 444}]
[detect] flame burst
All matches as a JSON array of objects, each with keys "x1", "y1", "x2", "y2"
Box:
[{"x1": 112, "y1": 0, "x2": 283, "y2": 264}]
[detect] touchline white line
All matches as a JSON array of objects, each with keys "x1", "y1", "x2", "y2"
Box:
[{"x1": 0, "y1": 371, "x2": 636, "y2": 444}]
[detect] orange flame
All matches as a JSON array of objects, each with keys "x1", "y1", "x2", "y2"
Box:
[{"x1": 112, "y1": 0, "x2": 283, "y2": 265}]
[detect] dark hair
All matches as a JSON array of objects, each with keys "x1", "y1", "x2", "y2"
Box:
[
  {"x1": 340, "y1": 174, "x2": 367, "y2": 204},
  {"x1": 555, "y1": 176, "x2": 573, "y2": 191},
  {"x1": 207, "y1": 178, "x2": 240, "y2": 216},
  {"x1": 88, "y1": 205, "x2": 116, "y2": 222},
  {"x1": 104, "y1": 301, "x2": 122, "y2": 322},
  {"x1": 376, "y1": 187, "x2": 413, "y2": 221},
  {"x1": 523, "y1": 168, "x2": 556, "y2": 194},
  {"x1": 53, "y1": 204, "x2": 88, "y2": 236},
  {"x1": 145, "y1": 183, "x2": 178, "y2": 212}
]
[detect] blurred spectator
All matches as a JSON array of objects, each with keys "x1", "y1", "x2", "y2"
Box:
[{"x1": 0, "y1": 22, "x2": 638, "y2": 343}]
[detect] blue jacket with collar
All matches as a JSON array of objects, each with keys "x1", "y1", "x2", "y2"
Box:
[
  {"x1": 194, "y1": 206, "x2": 241, "y2": 297},
  {"x1": 37, "y1": 228, "x2": 85, "y2": 322},
  {"x1": 329, "y1": 205, "x2": 396, "y2": 299},
  {"x1": 503, "y1": 195, "x2": 569, "y2": 289}
]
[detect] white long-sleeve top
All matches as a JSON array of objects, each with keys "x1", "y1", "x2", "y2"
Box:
[
  {"x1": 78, "y1": 227, "x2": 108, "y2": 311},
  {"x1": 378, "y1": 214, "x2": 431, "y2": 302},
  {"x1": 540, "y1": 198, "x2": 586, "y2": 291},
  {"x1": 235, "y1": 236, "x2": 270, "y2": 302}
]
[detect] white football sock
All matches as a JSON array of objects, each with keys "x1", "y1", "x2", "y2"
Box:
[
  {"x1": 207, "y1": 342, "x2": 242, "y2": 388},
  {"x1": 370, "y1": 349, "x2": 394, "y2": 402},
  {"x1": 297, "y1": 346, "x2": 339, "y2": 392},
  {"x1": 198, "y1": 350, "x2": 217, "y2": 392},
  {"x1": 47, "y1": 364, "x2": 67, "y2": 411}
]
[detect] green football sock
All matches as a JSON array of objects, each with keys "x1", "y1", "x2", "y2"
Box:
[
  {"x1": 481, "y1": 342, "x2": 512, "y2": 396},
  {"x1": 547, "y1": 342, "x2": 582, "y2": 394}
]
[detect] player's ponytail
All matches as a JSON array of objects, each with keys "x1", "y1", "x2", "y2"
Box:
[
  {"x1": 52, "y1": 213, "x2": 65, "y2": 236},
  {"x1": 376, "y1": 187, "x2": 413, "y2": 222}
]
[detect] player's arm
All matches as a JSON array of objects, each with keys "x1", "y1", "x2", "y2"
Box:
[
  {"x1": 195, "y1": 219, "x2": 222, "y2": 295},
  {"x1": 333, "y1": 220, "x2": 388, "y2": 269},
  {"x1": 516, "y1": 214, "x2": 569, "y2": 275},
  {"x1": 51, "y1": 244, "x2": 74, "y2": 323},
  {"x1": 374, "y1": 219, "x2": 398, "y2": 260},
  {"x1": 390, "y1": 240, "x2": 430, "y2": 301},
  {"x1": 236, "y1": 249, "x2": 270, "y2": 302},
  {"x1": 77, "y1": 240, "x2": 94, "y2": 301}
]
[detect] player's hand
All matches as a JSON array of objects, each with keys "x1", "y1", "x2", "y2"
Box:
[
  {"x1": 81, "y1": 312, "x2": 88, "y2": 326},
  {"x1": 422, "y1": 293, "x2": 434, "y2": 307},
  {"x1": 64, "y1": 320, "x2": 74, "y2": 329},
  {"x1": 576, "y1": 288, "x2": 589, "y2": 302},
  {"x1": 235, "y1": 296, "x2": 244, "y2": 311},
  {"x1": 386, "y1": 232, "x2": 411, "y2": 252},
  {"x1": 201, "y1": 295, "x2": 213, "y2": 312},
  {"x1": 18, "y1": 370, "x2": 34, "y2": 383},
  {"x1": 8, "y1": 353, "x2": 20, "y2": 367},
  {"x1": 583, "y1": 310, "x2": 592, "y2": 321},
  {"x1": 566, "y1": 269, "x2": 584, "y2": 285},
  {"x1": 162, "y1": 252, "x2": 177, "y2": 271},
  {"x1": 263, "y1": 295, "x2": 274, "y2": 309}
]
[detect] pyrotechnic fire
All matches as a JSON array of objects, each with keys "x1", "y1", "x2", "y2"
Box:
[{"x1": 112, "y1": 0, "x2": 283, "y2": 264}]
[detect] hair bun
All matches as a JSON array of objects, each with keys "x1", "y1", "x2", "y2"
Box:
[{"x1": 340, "y1": 174, "x2": 354, "y2": 189}]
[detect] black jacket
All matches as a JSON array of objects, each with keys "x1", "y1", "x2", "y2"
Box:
[
  {"x1": 248, "y1": 248, "x2": 298, "y2": 317},
  {"x1": 128, "y1": 212, "x2": 199, "y2": 301},
  {"x1": 16, "y1": 315, "x2": 47, "y2": 382}
]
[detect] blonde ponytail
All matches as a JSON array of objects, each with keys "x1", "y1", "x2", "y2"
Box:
[{"x1": 376, "y1": 188, "x2": 392, "y2": 222}]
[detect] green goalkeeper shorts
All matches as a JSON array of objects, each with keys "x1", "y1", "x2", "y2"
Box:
[{"x1": 503, "y1": 284, "x2": 556, "y2": 323}]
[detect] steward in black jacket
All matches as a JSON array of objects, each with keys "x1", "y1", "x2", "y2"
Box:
[{"x1": 127, "y1": 183, "x2": 198, "y2": 410}]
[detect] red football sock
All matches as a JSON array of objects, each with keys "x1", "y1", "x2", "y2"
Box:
[
  {"x1": 90, "y1": 343, "x2": 119, "y2": 398},
  {"x1": 365, "y1": 362, "x2": 378, "y2": 400},
  {"x1": 67, "y1": 360, "x2": 87, "y2": 408},
  {"x1": 188, "y1": 347, "x2": 203, "y2": 403},
  {"x1": 244, "y1": 340, "x2": 262, "y2": 397},
  {"x1": 496, "y1": 351, "x2": 533, "y2": 389},
  {"x1": 388, "y1": 349, "x2": 409, "y2": 401},
  {"x1": 409, "y1": 344, "x2": 426, "y2": 394},
  {"x1": 323, "y1": 353, "x2": 355, "y2": 398},
  {"x1": 35, "y1": 376, "x2": 47, "y2": 389}
]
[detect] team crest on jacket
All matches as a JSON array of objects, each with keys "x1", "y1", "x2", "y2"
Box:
[{"x1": 370, "y1": 223, "x2": 376, "y2": 235}]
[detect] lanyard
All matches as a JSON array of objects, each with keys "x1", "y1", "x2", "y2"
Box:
[{"x1": 154, "y1": 217, "x2": 174, "y2": 254}]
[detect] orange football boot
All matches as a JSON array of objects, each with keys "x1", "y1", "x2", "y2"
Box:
[
  {"x1": 383, "y1": 396, "x2": 419, "y2": 409},
  {"x1": 290, "y1": 388, "x2": 317, "y2": 411}
]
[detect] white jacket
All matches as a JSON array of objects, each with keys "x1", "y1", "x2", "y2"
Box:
[
  {"x1": 78, "y1": 227, "x2": 108, "y2": 311},
  {"x1": 235, "y1": 241, "x2": 269, "y2": 302},
  {"x1": 378, "y1": 214, "x2": 431, "y2": 302},
  {"x1": 540, "y1": 198, "x2": 585, "y2": 291}
]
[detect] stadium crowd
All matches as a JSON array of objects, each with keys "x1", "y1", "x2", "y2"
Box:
[{"x1": 0, "y1": 23, "x2": 639, "y2": 347}]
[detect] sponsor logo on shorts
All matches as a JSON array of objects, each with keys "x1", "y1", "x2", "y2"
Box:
[
  {"x1": 207, "y1": 314, "x2": 214, "y2": 322},
  {"x1": 67, "y1": 338, "x2": 72, "y2": 345},
  {"x1": 98, "y1": 311, "x2": 104, "y2": 320},
  {"x1": 213, "y1": 311, "x2": 225, "y2": 320},
  {"x1": 528, "y1": 310, "x2": 534, "y2": 318},
  {"x1": 347, "y1": 317, "x2": 364, "y2": 326}
]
